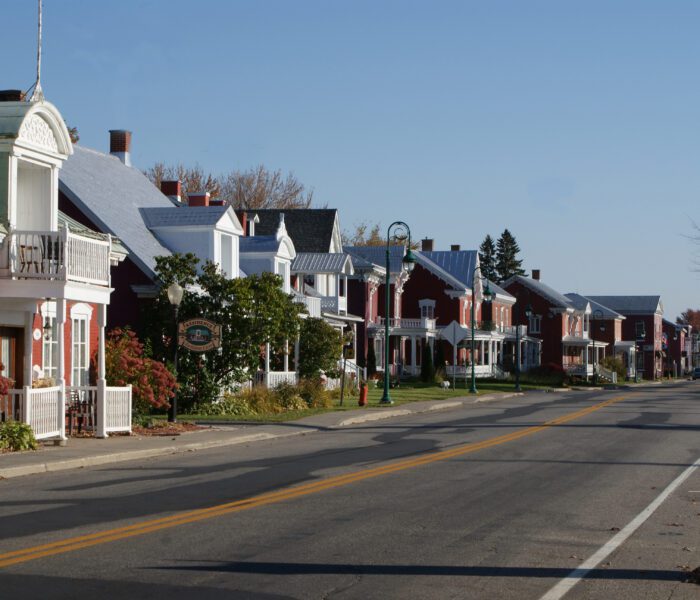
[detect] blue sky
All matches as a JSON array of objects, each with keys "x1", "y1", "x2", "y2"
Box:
[{"x1": 3, "y1": 1, "x2": 699, "y2": 320}]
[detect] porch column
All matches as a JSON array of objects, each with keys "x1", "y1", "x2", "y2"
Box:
[
  {"x1": 24, "y1": 310, "x2": 34, "y2": 388},
  {"x1": 283, "y1": 339, "x2": 289, "y2": 372},
  {"x1": 410, "y1": 336, "x2": 417, "y2": 376},
  {"x1": 56, "y1": 298, "x2": 66, "y2": 442},
  {"x1": 294, "y1": 338, "x2": 300, "y2": 373},
  {"x1": 265, "y1": 342, "x2": 271, "y2": 386},
  {"x1": 583, "y1": 343, "x2": 589, "y2": 380},
  {"x1": 96, "y1": 303, "x2": 108, "y2": 438}
]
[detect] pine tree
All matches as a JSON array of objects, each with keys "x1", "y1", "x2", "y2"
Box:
[
  {"x1": 495, "y1": 229, "x2": 525, "y2": 282},
  {"x1": 479, "y1": 235, "x2": 497, "y2": 281},
  {"x1": 420, "y1": 343, "x2": 435, "y2": 383}
]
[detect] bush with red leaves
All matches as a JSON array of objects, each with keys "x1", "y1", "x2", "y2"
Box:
[{"x1": 105, "y1": 329, "x2": 176, "y2": 414}]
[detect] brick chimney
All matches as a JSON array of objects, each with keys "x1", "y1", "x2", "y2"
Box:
[
  {"x1": 160, "y1": 180, "x2": 181, "y2": 204},
  {"x1": 450, "y1": 244, "x2": 460, "y2": 251},
  {"x1": 109, "y1": 130, "x2": 132, "y2": 166},
  {"x1": 0, "y1": 90, "x2": 25, "y2": 102},
  {"x1": 532, "y1": 269, "x2": 540, "y2": 281},
  {"x1": 421, "y1": 238, "x2": 434, "y2": 251},
  {"x1": 188, "y1": 191, "x2": 210, "y2": 207},
  {"x1": 235, "y1": 211, "x2": 248, "y2": 235}
]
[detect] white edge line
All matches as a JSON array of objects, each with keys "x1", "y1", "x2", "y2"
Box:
[{"x1": 539, "y1": 456, "x2": 700, "y2": 600}]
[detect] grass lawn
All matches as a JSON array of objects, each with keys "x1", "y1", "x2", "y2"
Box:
[{"x1": 169, "y1": 378, "x2": 553, "y2": 423}]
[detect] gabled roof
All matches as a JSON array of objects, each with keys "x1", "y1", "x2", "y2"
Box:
[
  {"x1": 413, "y1": 251, "x2": 467, "y2": 292},
  {"x1": 502, "y1": 275, "x2": 573, "y2": 309},
  {"x1": 252, "y1": 209, "x2": 339, "y2": 253},
  {"x1": 59, "y1": 145, "x2": 172, "y2": 279},
  {"x1": 291, "y1": 253, "x2": 353, "y2": 275},
  {"x1": 344, "y1": 245, "x2": 408, "y2": 274},
  {"x1": 421, "y1": 250, "x2": 478, "y2": 289},
  {"x1": 565, "y1": 293, "x2": 625, "y2": 319},
  {"x1": 140, "y1": 206, "x2": 230, "y2": 228},
  {"x1": 586, "y1": 295, "x2": 663, "y2": 315}
]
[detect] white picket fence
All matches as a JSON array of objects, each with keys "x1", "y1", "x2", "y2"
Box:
[
  {"x1": 25, "y1": 386, "x2": 63, "y2": 440},
  {"x1": 105, "y1": 386, "x2": 132, "y2": 433}
]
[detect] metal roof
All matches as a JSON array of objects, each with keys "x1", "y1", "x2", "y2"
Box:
[
  {"x1": 140, "y1": 206, "x2": 229, "y2": 228},
  {"x1": 586, "y1": 295, "x2": 663, "y2": 315},
  {"x1": 239, "y1": 236, "x2": 283, "y2": 253},
  {"x1": 59, "y1": 145, "x2": 172, "y2": 279},
  {"x1": 565, "y1": 293, "x2": 625, "y2": 319},
  {"x1": 503, "y1": 275, "x2": 573, "y2": 309},
  {"x1": 420, "y1": 250, "x2": 478, "y2": 288},
  {"x1": 291, "y1": 253, "x2": 353, "y2": 275},
  {"x1": 344, "y1": 245, "x2": 409, "y2": 274}
]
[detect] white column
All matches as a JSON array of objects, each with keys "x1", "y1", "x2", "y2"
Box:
[
  {"x1": 96, "y1": 303, "x2": 108, "y2": 438},
  {"x1": 56, "y1": 298, "x2": 67, "y2": 442},
  {"x1": 410, "y1": 336, "x2": 417, "y2": 375},
  {"x1": 265, "y1": 342, "x2": 271, "y2": 386},
  {"x1": 283, "y1": 339, "x2": 289, "y2": 372},
  {"x1": 583, "y1": 343, "x2": 589, "y2": 379},
  {"x1": 24, "y1": 310, "x2": 34, "y2": 388}
]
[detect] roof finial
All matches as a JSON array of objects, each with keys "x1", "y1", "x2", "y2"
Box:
[{"x1": 30, "y1": 0, "x2": 45, "y2": 102}]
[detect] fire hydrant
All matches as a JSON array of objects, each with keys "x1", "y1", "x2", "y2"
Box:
[{"x1": 358, "y1": 383, "x2": 368, "y2": 406}]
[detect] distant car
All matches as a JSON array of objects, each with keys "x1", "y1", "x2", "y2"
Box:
[{"x1": 693, "y1": 367, "x2": 700, "y2": 380}]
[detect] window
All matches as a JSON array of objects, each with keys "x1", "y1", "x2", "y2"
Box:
[
  {"x1": 419, "y1": 299, "x2": 436, "y2": 319},
  {"x1": 529, "y1": 314, "x2": 542, "y2": 334},
  {"x1": 42, "y1": 316, "x2": 58, "y2": 381},
  {"x1": 71, "y1": 316, "x2": 89, "y2": 386}
]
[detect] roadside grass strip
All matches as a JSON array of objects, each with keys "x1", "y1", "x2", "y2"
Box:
[{"x1": 0, "y1": 394, "x2": 627, "y2": 569}]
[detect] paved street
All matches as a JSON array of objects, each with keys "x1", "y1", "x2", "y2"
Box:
[{"x1": 1, "y1": 383, "x2": 699, "y2": 599}]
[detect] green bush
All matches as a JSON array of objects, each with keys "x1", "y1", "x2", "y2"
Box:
[
  {"x1": 420, "y1": 343, "x2": 435, "y2": 383},
  {"x1": 273, "y1": 382, "x2": 308, "y2": 411},
  {"x1": 601, "y1": 356, "x2": 626, "y2": 380},
  {"x1": 0, "y1": 421, "x2": 38, "y2": 451},
  {"x1": 297, "y1": 378, "x2": 333, "y2": 408}
]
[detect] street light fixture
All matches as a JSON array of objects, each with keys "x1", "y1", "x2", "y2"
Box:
[
  {"x1": 515, "y1": 301, "x2": 533, "y2": 392},
  {"x1": 469, "y1": 267, "x2": 494, "y2": 394},
  {"x1": 591, "y1": 309, "x2": 603, "y2": 385},
  {"x1": 167, "y1": 282, "x2": 184, "y2": 422},
  {"x1": 380, "y1": 222, "x2": 415, "y2": 405}
]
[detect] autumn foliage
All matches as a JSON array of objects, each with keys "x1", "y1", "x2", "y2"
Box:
[
  {"x1": 105, "y1": 329, "x2": 176, "y2": 413},
  {"x1": 0, "y1": 362, "x2": 13, "y2": 396}
]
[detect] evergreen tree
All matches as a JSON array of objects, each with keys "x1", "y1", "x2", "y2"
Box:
[
  {"x1": 495, "y1": 229, "x2": 525, "y2": 282},
  {"x1": 479, "y1": 235, "x2": 497, "y2": 281},
  {"x1": 366, "y1": 342, "x2": 377, "y2": 377},
  {"x1": 434, "y1": 341, "x2": 446, "y2": 371},
  {"x1": 420, "y1": 343, "x2": 435, "y2": 383}
]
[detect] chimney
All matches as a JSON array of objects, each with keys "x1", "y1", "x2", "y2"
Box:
[
  {"x1": 421, "y1": 238, "x2": 434, "y2": 251},
  {"x1": 236, "y1": 211, "x2": 248, "y2": 236},
  {"x1": 450, "y1": 244, "x2": 460, "y2": 252},
  {"x1": 109, "y1": 130, "x2": 132, "y2": 166},
  {"x1": 0, "y1": 90, "x2": 25, "y2": 102},
  {"x1": 160, "y1": 180, "x2": 181, "y2": 204},
  {"x1": 532, "y1": 269, "x2": 540, "y2": 281},
  {"x1": 188, "y1": 191, "x2": 210, "y2": 207},
  {"x1": 209, "y1": 199, "x2": 225, "y2": 206}
]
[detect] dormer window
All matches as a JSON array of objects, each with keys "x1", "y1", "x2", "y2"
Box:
[
  {"x1": 529, "y1": 314, "x2": 542, "y2": 334},
  {"x1": 419, "y1": 299, "x2": 436, "y2": 319}
]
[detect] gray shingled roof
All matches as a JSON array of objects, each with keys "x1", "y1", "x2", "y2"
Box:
[
  {"x1": 291, "y1": 253, "x2": 353, "y2": 274},
  {"x1": 253, "y1": 209, "x2": 337, "y2": 253},
  {"x1": 344, "y1": 245, "x2": 409, "y2": 274},
  {"x1": 140, "y1": 206, "x2": 229, "y2": 228},
  {"x1": 503, "y1": 275, "x2": 573, "y2": 309},
  {"x1": 586, "y1": 295, "x2": 663, "y2": 315},
  {"x1": 565, "y1": 293, "x2": 625, "y2": 319},
  {"x1": 59, "y1": 146, "x2": 172, "y2": 278}
]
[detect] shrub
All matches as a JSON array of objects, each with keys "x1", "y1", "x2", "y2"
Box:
[
  {"x1": 193, "y1": 393, "x2": 256, "y2": 417},
  {"x1": 297, "y1": 378, "x2": 333, "y2": 408},
  {"x1": 273, "y1": 381, "x2": 308, "y2": 411},
  {"x1": 0, "y1": 362, "x2": 13, "y2": 395},
  {"x1": 0, "y1": 421, "x2": 38, "y2": 451},
  {"x1": 366, "y1": 343, "x2": 377, "y2": 377},
  {"x1": 420, "y1": 343, "x2": 435, "y2": 383},
  {"x1": 298, "y1": 318, "x2": 343, "y2": 379},
  {"x1": 601, "y1": 356, "x2": 626, "y2": 380}
]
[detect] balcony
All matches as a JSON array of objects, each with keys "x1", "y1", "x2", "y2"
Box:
[
  {"x1": 373, "y1": 317, "x2": 437, "y2": 331},
  {"x1": 3, "y1": 229, "x2": 111, "y2": 287},
  {"x1": 320, "y1": 296, "x2": 347, "y2": 314},
  {"x1": 293, "y1": 292, "x2": 321, "y2": 318}
]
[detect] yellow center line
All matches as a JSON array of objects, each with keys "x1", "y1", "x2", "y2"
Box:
[{"x1": 0, "y1": 394, "x2": 628, "y2": 568}]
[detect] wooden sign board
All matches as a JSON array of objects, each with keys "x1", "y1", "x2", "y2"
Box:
[{"x1": 178, "y1": 318, "x2": 222, "y2": 352}]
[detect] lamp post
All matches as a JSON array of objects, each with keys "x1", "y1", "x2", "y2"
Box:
[
  {"x1": 591, "y1": 309, "x2": 604, "y2": 385},
  {"x1": 469, "y1": 266, "x2": 494, "y2": 394},
  {"x1": 167, "y1": 282, "x2": 184, "y2": 422},
  {"x1": 380, "y1": 222, "x2": 416, "y2": 405},
  {"x1": 515, "y1": 301, "x2": 533, "y2": 392}
]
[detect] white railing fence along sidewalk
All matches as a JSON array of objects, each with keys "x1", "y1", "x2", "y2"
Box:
[
  {"x1": 265, "y1": 371, "x2": 299, "y2": 388},
  {"x1": 104, "y1": 385, "x2": 132, "y2": 434},
  {"x1": 24, "y1": 385, "x2": 63, "y2": 440}
]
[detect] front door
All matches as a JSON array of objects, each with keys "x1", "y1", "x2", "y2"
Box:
[{"x1": 0, "y1": 327, "x2": 23, "y2": 388}]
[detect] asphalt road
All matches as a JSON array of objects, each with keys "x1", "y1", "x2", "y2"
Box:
[{"x1": 1, "y1": 383, "x2": 699, "y2": 599}]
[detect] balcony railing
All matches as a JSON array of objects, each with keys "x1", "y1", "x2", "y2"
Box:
[
  {"x1": 374, "y1": 317, "x2": 437, "y2": 330},
  {"x1": 6, "y1": 229, "x2": 111, "y2": 287},
  {"x1": 293, "y1": 293, "x2": 321, "y2": 318},
  {"x1": 503, "y1": 325, "x2": 528, "y2": 337},
  {"x1": 320, "y1": 296, "x2": 347, "y2": 314}
]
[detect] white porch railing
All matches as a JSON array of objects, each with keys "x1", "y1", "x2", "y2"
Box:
[
  {"x1": 375, "y1": 317, "x2": 437, "y2": 330},
  {"x1": 25, "y1": 386, "x2": 63, "y2": 440},
  {"x1": 7, "y1": 229, "x2": 111, "y2": 286},
  {"x1": 105, "y1": 385, "x2": 132, "y2": 433},
  {"x1": 293, "y1": 293, "x2": 322, "y2": 318},
  {"x1": 503, "y1": 325, "x2": 528, "y2": 337},
  {"x1": 265, "y1": 371, "x2": 299, "y2": 387},
  {"x1": 446, "y1": 365, "x2": 494, "y2": 378},
  {"x1": 320, "y1": 296, "x2": 347, "y2": 314},
  {"x1": 564, "y1": 363, "x2": 593, "y2": 376}
]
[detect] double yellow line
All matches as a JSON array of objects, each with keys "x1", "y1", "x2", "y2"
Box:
[{"x1": 0, "y1": 394, "x2": 626, "y2": 568}]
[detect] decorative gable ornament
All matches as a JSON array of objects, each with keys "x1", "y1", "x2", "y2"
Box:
[{"x1": 19, "y1": 113, "x2": 58, "y2": 152}]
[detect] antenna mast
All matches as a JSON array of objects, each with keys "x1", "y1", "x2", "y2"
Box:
[{"x1": 30, "y1": 0, "x2": 44, "y2": 102}]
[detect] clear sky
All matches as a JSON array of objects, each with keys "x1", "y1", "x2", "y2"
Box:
[{"x1": 3, "y1": 1, "x2": 699, "y2": 320}]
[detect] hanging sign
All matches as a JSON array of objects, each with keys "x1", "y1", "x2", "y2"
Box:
[{"x1": 178, "y1": 318, "x2": 222, "y2": 352}]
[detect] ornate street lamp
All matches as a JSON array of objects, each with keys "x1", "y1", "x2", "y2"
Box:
[
  {"x1": 380, "y1": 222, "x2": 416, "y2": 405},
  {"x1": 167, "y1": 282, "x2": 184, "y2": 422},
  {"x1": 515, "y1": 301, "x2": 533, "y2": 392},
  {"x1": 469, "y1": 267, "x2": 494, "y2": 394}
]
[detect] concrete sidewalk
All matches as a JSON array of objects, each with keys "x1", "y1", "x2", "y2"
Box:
[{"x1": 0, "y1": 391, "x2": 522, "y2": 480}]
